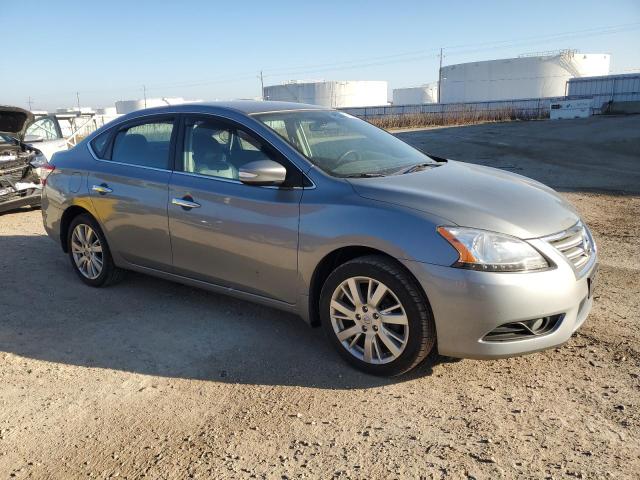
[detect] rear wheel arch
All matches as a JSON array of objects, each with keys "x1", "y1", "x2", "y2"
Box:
[{"x1": 60, "y1": 206, "x2": 96, "y2": 252}]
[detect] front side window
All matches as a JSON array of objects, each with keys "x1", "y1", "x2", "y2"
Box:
[
  {"x1": 111, "y1": 121, "x2": 174, "y2": 169},
  {"x1": 25, "y1": 117, "x2": 60, "y2": 141},
  {"x1": 254, "y1": 110, "x2": 435, "y2": 177},
  {"x1": 180, "y1": 119, "x2": 278, "y2": 181}
]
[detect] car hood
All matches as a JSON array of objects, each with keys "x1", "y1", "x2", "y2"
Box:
[
  {"x1": 0, "y1": 106, "x2": 34, "y2": 139},
  {"x1": 347, "y1": 160, "x2": 580, "y2": 239}
]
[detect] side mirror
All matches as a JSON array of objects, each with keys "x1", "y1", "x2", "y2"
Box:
[{"x1": 239, "y1": 159, "x2": 287, "y2": 186}]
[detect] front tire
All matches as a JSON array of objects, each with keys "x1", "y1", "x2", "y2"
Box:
[
  {"x1": 320, "y1": 255, "x2": 436, "y2": 376},
  {"x1": 67, "y1": 213, "x2": 124, "y2": 287}
]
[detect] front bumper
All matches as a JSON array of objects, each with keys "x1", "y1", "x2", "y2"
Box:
[
  {"x1": 0, "y1": 189, "x2": 41, "y2": 214},
  {"x1": 402, "y1": 239, "x2": 597, "y2": 359}
]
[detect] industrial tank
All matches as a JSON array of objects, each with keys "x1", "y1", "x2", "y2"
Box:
[
  {"x1": 263, "y1": 81, "x2": 388, "y2": 108},
  {"x1": 392, "y1": 83, "x2": 438, "y2": 105},
  {"x1": 440, "y1": 51, "x2": 610, "y2": 103},
  {"x1": 115, "y1": 97, "x2": 199, "y2": 114}
]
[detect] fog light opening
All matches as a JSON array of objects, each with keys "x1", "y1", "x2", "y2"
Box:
[{"x1": 483, "y1": 314, "x2": 564, "y2": 342}]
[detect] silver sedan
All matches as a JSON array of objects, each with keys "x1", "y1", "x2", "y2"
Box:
[{"x1": 41, "y1": 101, "x2": 598, "y2": 375}]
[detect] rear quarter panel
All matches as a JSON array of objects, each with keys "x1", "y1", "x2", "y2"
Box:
[{"x1": 41, "y1": 145, "x2": 96, "y2": 249}]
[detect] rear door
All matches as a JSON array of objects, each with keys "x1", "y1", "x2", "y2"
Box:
[
  {"x1": 168, "y1": 115, "x2": 303, "y2": 304},
  {"x1": 87, "y1": 116, "x2": 176, "y2": 270}
]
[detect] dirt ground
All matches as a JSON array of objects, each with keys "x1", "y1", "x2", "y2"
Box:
[{"x1": 1, "y1": 116, "x2": 639, "y2": 479}]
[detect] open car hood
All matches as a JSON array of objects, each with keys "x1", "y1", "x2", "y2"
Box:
[{"x1": 0, "y1": 106, "x2": 34, "y2": 139}]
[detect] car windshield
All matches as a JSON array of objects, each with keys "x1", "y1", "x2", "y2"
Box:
[
  {"x1": 253, "y1": 110, "x2": 435, "y2": 177},
  {"x1": 0, "y1": 134, "x2": 15, "y2": 144}
]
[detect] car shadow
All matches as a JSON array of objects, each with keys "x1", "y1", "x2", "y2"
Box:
[{"x1": 0, "y1": 234, "x2": 459, "y2": 389}]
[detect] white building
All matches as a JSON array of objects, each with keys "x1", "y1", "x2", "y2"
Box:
[
  {"x1": 393, "y1": 83, "x2": 438, "y2": 105},
  {"x1": 95, "y1": 107, "x2": 118, "y2": 116},
  {"x1": 263, "y1": 80, "x2": 388, "y2": 108},
  {"x1": 440, "y1": 51, "x2": 611, "y2": 103}
]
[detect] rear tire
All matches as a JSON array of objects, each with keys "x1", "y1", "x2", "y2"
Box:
[
  {"x1": 67, "y1": 213, "x2": 125, "y2": 287},
  {"x1": 320, "y1": 255, "x2": 435, "y2": 376}
]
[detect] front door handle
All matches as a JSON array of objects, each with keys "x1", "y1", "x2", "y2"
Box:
[
  {"x1": 172, "y1": 197, "x2": 201, "y2": 209},
  {"x1": 92, "y1": 184, "x2": 113, "y2": 194}
]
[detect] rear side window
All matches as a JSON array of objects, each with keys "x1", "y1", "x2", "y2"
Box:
[
  {"x1": 111, "y1": 121, "x2": 174, "y2": 169},
  {"x1": 90, "y1": 130, "x2": 111, "y2": 158}
]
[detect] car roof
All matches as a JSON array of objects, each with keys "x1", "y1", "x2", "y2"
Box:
[{"x1": 123, "y1": 100, "x2": 330, "y2": 118}]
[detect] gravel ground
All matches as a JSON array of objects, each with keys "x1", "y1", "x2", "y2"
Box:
[{"x1": 0, "y1": 116, "x2": 638, "y2": 479}]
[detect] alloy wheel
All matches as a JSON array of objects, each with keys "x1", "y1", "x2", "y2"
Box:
[
  {"x1": 329, "y1": 276, "x2": 409, "y2": 364},
  {"x1": 71, "y1": 224, "x2": 103, "y2": 280}
]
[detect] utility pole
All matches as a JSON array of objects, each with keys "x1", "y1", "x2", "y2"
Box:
[
  {"x1": 76, "y1": 91, "x2": 81, "y2": 112},
  {"x1": 437, "y1": 47, "x2": 444, "y2": 104},
  {"x1": 259, "y1": 70, "x2": 265, "y2": 100},
  {"x1": 143, "y1": 85, "x2": 147, "y2": 108},
  {"x1": 28, "y1": 96, "x2": 32, "y2": 111}
]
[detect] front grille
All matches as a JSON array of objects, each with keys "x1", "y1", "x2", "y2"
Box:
[{"x1": 543, "y1": 222, "x2": 594, "y2": 272}]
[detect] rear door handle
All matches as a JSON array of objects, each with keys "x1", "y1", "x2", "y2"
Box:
[
  {"x1": 92, "y1": 184, "x2": 113, "y2": 194},
  {"x1": 172, "y1": 197, "x2": 201, "y2": 209}
]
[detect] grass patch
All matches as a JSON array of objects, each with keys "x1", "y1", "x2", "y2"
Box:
[{"x1": 362, "y1": 107, "x2": 548, "y2": 130}]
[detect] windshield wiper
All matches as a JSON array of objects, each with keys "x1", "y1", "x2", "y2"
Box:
[
  {"x1": 342, "y1": 172, "x2": 386, "y2": 178},
  {"x1": 394, "y1": 162, "x2": 436, "y2": 175}
]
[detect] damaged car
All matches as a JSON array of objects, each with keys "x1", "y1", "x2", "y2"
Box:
[{"x1": 0, "y1": 107, "x2": 55, "y2": 213}]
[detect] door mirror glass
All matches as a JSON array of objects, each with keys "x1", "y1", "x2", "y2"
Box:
[{"x1": 239, "y1": 160, "x2": 287, "y2": 186}]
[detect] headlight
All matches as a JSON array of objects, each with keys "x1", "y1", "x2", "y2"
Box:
[
  {"x1": 437, "y1": 226, "x2": 550, "y2": 272},
  {"x1": 29, "y1": 152, "x2": 48, "y2": 168}
]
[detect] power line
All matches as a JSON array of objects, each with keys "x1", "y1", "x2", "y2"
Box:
[
  {"x1": 261, "y1": 22, "x2": 639, "y2": 80},
  {"x1": 260, "y1": 22, "x2": 639, "y2": 78},
  {"x1": 23, "y1": 22, "x2": 640, "y2": 104}
]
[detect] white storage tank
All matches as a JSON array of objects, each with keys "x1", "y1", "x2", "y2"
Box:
[
  {"x1": 115, "y1": 97, "x2": 201, "y2": 114},
  {"x1": 440, "y1": 51, "x2": 610, "y2": 103},
  {"x1": 263, "y1": 80, "x2": 388, "y2": 108},
  {"x1": 393, "y1": 83, "x2": 438, "y2": 105}
]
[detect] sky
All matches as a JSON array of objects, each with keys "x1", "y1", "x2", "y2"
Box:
[{"x1": 3, "y1": 0, "x2": 640, "y2": 111}]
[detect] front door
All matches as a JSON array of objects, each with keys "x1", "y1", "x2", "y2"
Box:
[
  {"x1": 88, "y1": 117, "x2": 176, "y2": 270},
  {"x1": 168, "y1": 116, "x2": 302, "y2": 304}
]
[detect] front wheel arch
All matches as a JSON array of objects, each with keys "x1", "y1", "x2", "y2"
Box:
[
  {"x1": 319, "y1": 254, "x2": 436, "y2": 375},
  {"x1": 308, "y1": 246, "x2": 431, "y2": 328}
]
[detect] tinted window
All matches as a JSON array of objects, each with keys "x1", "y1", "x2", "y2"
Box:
[
  {"x1": 90, "y1": 130, "x2": 111, "y2": 158},
  {"x1": 254, "y1": 110, "x2": 434, "y2": 177},
  {"x1": 181, "y1": 119, "x2": 276, "y2": 181},
  {"x1": 111, "y1": 121, "x2": 174, "y2": 169}
]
